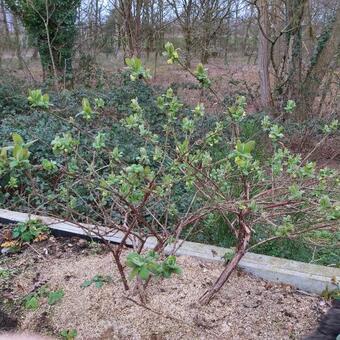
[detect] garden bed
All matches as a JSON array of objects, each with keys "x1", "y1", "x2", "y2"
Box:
[
  {"x1": 0, "y1": 232, "x2": 330, "y2": 339},
  {"x1": 1, "y1": 209, "x2": 339, "y2": 295}
]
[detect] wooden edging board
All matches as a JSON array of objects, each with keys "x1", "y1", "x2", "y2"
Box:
[{"x1": 0, "y1": 208, "x2": 339, "y2": 294}]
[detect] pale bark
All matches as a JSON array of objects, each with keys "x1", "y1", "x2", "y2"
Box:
[
  {"x1": 0, "y1": 0, "x2": 9, "y2": 66},
  {"x1": 296, "y1": 7, "x2": 340, "y2": 120},
  {"x1": 257, "y1": 0, "x2": 273, "y2": 112},
  {"x1": 0, "y1": 0, "x2": 9, "y2": 37},
  {"x1": 119, "y1": 0, "x2": 144, "y2": 58},
  {"x1": 13, "y1": 14, "x2": 24, "y2": 69}
]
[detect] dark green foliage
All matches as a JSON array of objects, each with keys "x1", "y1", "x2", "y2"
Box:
[
  {"x1": 191, "y1": 213, "x2": 340, "y2": 267},
  {"x1": 0, "y1": 81, "x2": 163, "y2": 211},
  {"x1": 254, "y1": 236, "x2": 340, "y2": 267},
  {"x1": 189, "y1": 213, "x2": 237, "y2": 248},
  {"x1": 0, "y1": 78, "x2": 28, "y2": 117},
  {"x1": 1, "y1": 111, "x2": 67, "y2": 159}
]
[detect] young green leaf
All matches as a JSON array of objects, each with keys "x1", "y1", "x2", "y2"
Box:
[
  {"x1": 24, "y1": 295, "x2": 39, "y2": 310},
  {"x1": 47, "y1": 289, "x2": 64, "y2": 305},
  {"x1": 80, "y1": 280, "x2": 93, "y2": 288},
  {"x1": 60, "y1": 329, "x2": 77, "y2": 340}
]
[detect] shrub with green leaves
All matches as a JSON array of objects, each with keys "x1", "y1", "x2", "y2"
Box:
[
  {"x1": 12, "y1": 219, "x2": 49, "y2": 243},
  {"x1": 0, "y1": 133, "x2": 33, "y2": 172},
  {"x1": 126, "y1": 251, "x2": 181, "y2": 281},
  {"x1": 163, "y1": 42, "x2": 180, "y2": 64},
  {"x1": 0, "y1": 132, "x2": 37, "y2": 194},
  {"x1": 2, "y1": 43, "x2": 338, "y2": 305},
  {"x1": 78, "y1": 98, "x2": 96, "y2": 120},
  {"x1": 125, "y1": 57, "x2": 151, "y2": 81},
  {"x1": 194, "y1": 63, "x2": 211, "y2": 88},
  {"x1": 28, "y1": 89, "x2": 51, "y2": 109}
]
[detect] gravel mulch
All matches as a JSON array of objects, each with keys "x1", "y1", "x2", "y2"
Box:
[{"x1": 0, "y1": 234, "x2": 329, "y2": 340}]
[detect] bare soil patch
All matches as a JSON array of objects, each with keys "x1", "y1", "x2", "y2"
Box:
[{"x1": 0, "y1": 234, "x2": 328, "y2": 340}]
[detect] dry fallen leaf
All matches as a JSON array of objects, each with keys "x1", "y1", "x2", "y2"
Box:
[
  {"x1": 33, "y1": 233, "x2": 49, "y2": 243},
  {"x1": 1, "y1": 240, "x2": 19, "y2": 248}
]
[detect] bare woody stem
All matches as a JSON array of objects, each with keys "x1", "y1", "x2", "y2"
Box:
[
  {"x1": 199, "y1": 180, "x2": 251, "y2": 305},
  {"x1": 199, "y1": 214, "x2": 251, "y2": 305}
]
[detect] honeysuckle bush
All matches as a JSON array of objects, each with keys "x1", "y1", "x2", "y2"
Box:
[{"x1": 1, "y1": 43, "x2": 339, "y2": 304}]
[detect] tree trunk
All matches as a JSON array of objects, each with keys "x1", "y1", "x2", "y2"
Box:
[
  {"x1": 295, "y1": 7, "x2": 340, "y2": 121},
  {"x1": 200, "y1": 1, "x2": 211, "y2": 65},
  {"x1": 257, "y1": 0, "x2": 273, "y2": 112},
  {"x1": 184, "y1": 28, "x2": 192, "y2": 68},
  {"x1": 135, "y1": 0, "x2": 143, "y2": 58},
  {"x1": 120, "y1": 0, "x2": 143, "y2": 58},
  {"x1": 13, "y1": 14, "x2": 24, "y2": 69},
  {"x1": 183, "y1": 0, "x2": 193, "y2": 68},
  {"x1": 121, "y1": 0, "x2": 135, "y2": 58},
  {"x1": 304, "y1": 0, "x2": 314, "y2": 59},
  {"x1": 285, "y1": 0, "x2": 307, "y2": 103},
  {"x1": 200, "y1": 40, "x2": 209, "y2": 64},
  {"x1": 0, "y1": 0, "x2": 9, "y2": 38}
]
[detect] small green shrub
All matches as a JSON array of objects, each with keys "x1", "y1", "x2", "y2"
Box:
[
  {"x1": 27, "y1": 89, "x2": 51, "y2": 109},
  {"x1": 23, "y1": 286, "x2": 64, "y2": 310},
  {"x1": 125, "y1": 57, "x2": 151, "y2": 81},
  {"x1": 12, "y1": 220, "x2": 49, "y2": 243},
  {"x1": 126, "y1": 251, "x2": 181, "y2": 281}
]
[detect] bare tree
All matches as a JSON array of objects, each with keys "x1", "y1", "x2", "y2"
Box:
[
  {"x1": 167, "y1": 0, "x2": 200, "y2": 67},
  {"x1": 117, "y1": 0, "x2": 145, "y2": 58},
  {"x1": 196, "y1": 0, "x2": 233, "y2": 63}
]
